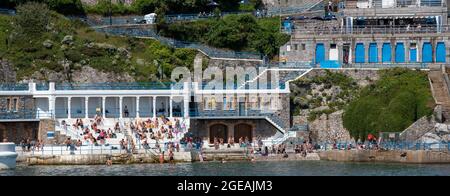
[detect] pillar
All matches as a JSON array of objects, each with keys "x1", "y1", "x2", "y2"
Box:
[
  {"x1": 169, "y1": 96, "x2": 173, "y2": 118},
  {"x1": 338, "y1": 43, "x2": 343, "y2": 64},
  {"x1": 432, "y1": 40, "x2": 436, "y2": 63},
  {"x1": 85, "y1": 97, "x2": 89, "y2": 119},
  {"x1": 405, "y1": 40, "x2": 410, "y2": 63},
  {"x1": 102, "y1": 97, "x2": 106, "y2": 119},
  {"x1": 49, "y1": 96, "x2": 55, "y2": 119},
  {"x1": 324, "y1": 41, "x2": 330, "y2": 61},
  {"x1": 165, "y1": 98, "x2": 169, "y2": 115},
  {"x1": 418, "y1": 40, "x2": 423, "y2": 63},
  {"x1": 364, "y1": 42, "x2": 370, "y2": 63},
  {"x1": 446, "y1": 39, "x2": 450, "y2": 63},
  {"x1": 152, "y1": 96, "x2": 156, "y2": 118},
  {"x1": 119, "y1": 97, "x2": 123, "y2": 119},
  {"x1": 68, "y1": 97, "x2": 71, "y2": 119},
  {"x1": 136, "y1": 96, "x2": 140, "y2": 118},
  {"x1": 351, "y1": 41, "x2": 356, "y2": 64},
  {"x1": 184, "y1": 96, "x2": 189, "y2": 118},
  {"x1": 391, "y1": 40, "x2": 396, "y2": 64},
  {"x1": 377, "y1": 42, "x2": 383, "y2": 63}
]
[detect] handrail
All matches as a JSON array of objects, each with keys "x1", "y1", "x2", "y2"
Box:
[
  {"x1": 292, "y1": 25, "x2": 449, "y2": 35},
  {"x1": 0, "y1": 109, "x2": 53, "y2": 120},
  {"x1": 94, "y1": 26, "x2": 263, "y2": 60}
]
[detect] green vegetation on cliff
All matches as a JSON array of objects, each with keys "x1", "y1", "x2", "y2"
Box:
[
  {"x1": 290, "y1": 70, "x2": 358, "y2": 121},
  {"x1": 1, "y1": 0, "x2": 263, "y2": 16},
  {"x1": 0, "y1": 2, "x2": 197, "y2": 82},
  {"x1": 159, "y1": 14, "x2": 290, "y2": 58},
  {"x1": 343, "y1": 68, "x2": 434, "y2": 141}
]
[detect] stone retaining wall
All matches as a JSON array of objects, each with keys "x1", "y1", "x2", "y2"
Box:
[
  {"x1": 319, "y1": 150, "x2": 450, "y2": 163},
  {"x1": 26, "y1": 151, "x2": 193, "y2": 165}
]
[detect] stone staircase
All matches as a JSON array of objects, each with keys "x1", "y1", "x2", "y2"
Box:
[{"x1": 428, "y1": 66, "x2": 450, "y2": 122}]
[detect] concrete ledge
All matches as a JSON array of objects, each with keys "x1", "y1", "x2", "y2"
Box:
[
  {"x1": 26, "y1": 151, "x2": 193, "y2": 165},
  {"x1": 256, "y1": 153, "x2": 320, "y2": 161},
  {"x1": 319, "y1": 150, "x2": 450, "y2": 163}
]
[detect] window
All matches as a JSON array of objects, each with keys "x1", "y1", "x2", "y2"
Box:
[
  {"x1": 211, "y1": 97, "x2": 216, "y2": 110},
  {"x1": 223, "y1": 97, "x2": 227, "y2": 110},
  {"x1": 231, "y1": 96, "x2": 237, "y2": 110},
  {"x1": 204, "y1": 97, "x2": 209, "y2": 110},
  {"x1": 251, "y1": 96, "x2": 259, "y2": 110},
  {"x1": 330, "y1": 44, "x2": 337, "y2": 49},
  {"x1": 301, "y1": 44, "x2": 306, "y2": 50},
  {"x1": 12, "y1": 98, "x2": 18, "y2": 111},
  {"x1": 5, "y1": 97, "x2": 18, "y2": 111},
  {"x1": 205, "y1": 97, "x2": 216, "y2": 110},
  {"x1": 6, "y1": 98, "x2": 10, "y2": 111},
  {"x1": 294, "y1": 44, "x2": 298, "y2": 50},
  {"x1": 287, "y1": 45, "x2": 291, "y2": 52}
]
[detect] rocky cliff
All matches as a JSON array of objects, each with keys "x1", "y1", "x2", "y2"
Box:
[{"x1": 290, "y1": 69, "x2": 380, "y2": 143}]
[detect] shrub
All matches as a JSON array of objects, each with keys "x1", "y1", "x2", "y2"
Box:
[{"x1": 343, "y1": 68, "x2": 434, "y2": 141}]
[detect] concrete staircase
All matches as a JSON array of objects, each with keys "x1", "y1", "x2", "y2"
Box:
[{"x1": 428, "y1": 65, "x2": 450, "y2": 122}]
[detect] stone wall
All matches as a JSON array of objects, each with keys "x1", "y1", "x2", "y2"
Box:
[
  {"x1": 399, "y1": 116, "x2": 437, "y2": 142},
  {"x1": 0, "y1": 122, "x2": 39, "y2": 144},
  {"x1": 38, "y1": 119, "x2": 69, "y2": 145},
  {"x1": 319, "y1": 150, "x2": 450, "y2": 163},
  {"x1": 190, "y1": 119, "x2": 278, "y2": 143},
  {"x1": 25, "y1": 151, "x2": 192, "y2": 165},
  {"x1": 0, "y1": 96, "x2": 35, "y2": 112},
  {"x1": 291, "y1": 69, "x2": 380, "y2": 143},
  {"x1": 0, "y1": 59, "x2": 16, "y2": 82},
  {"x1": 283, "y1": 33, "x2": 450, "y2": 64},
  {"x1": 309, "y1": 110, "x2": 353, "y2": 143},
  {"x1": 263, "y1": 0, "x2": 319, "y2": 8},
  {"x1": 303, "y1": 69, "x2": 380, "y2": 87}
]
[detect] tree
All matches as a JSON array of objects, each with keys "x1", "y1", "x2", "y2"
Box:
[
  {"x1": 45, "y1": 0, "x2": 85, "y2": 15},
  {"x1": 343, "y1": 68, "x2": 433, "y2": 141},
  {"x1": 14, "y1": 2, "x2": 51, "y2": 38},
  {"x1": 132, "y1": 0, "x2": 159, "y2": 14}
]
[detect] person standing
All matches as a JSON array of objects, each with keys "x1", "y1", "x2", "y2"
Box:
[
  {"x1": 124, "y1": 106, "x2": 129, "y2": 117},
  {"x1": 159, "y1": 151, "x2": 165, "y2": 164},
  {"x1": 65, "y1": 138, "x2": 72, "y2": 150}
]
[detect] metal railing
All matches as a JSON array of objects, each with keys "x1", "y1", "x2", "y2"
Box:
[
  {"x1": 16, "y1": 144, "x2": 126, "y2": 156},
  {"x1": 95, "y1": 26, "x2": 262, "y2": 60},
  {"x1": 342, "y1": 63, "x2": 429, "y2": 69},
  {"x1": 36, "y1": 83, "x2": 49, "y2": 91},
  {"x1": 55, "y1": 82, "x2": 176, "y2": 90},
  {"x1": 165, "y1": 11, "x2": 254, "y2": 23},
  {"x1": 293, "y1": 25, "x2": 449, "y2": 35},
  {"x1": 0, "y1": 83, "x2": 29, "y2": 91},
  {"x1": 267, "y1": 3, "x2": 320, "y2": 16},
  {"x1": 0, "y1": 109, "x2": 52, "y2": 120}
]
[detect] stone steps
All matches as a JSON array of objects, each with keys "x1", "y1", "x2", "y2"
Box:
[{"x1": 429, "y1": 69, "x2": 450, "y2": 122}]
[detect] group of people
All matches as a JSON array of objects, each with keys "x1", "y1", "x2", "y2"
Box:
[
  {"x1": 181, "y1": 136, "x2": 203, "y2": 150},
  {"x1": 211, "y1": 136, "x2": 252, "y2": 150},
  {"x1": 129, "y1": 117, "x2": 186, "y2": 152},
  {"x1": 63, "y1": 115, "x2": 119, "y2": 146},
  {"x1": 295, "y1": 141, "x2": 313, "y2": 157},
  {"x1": 19, "y1": 138, "x2": 44, "y2": 152}
]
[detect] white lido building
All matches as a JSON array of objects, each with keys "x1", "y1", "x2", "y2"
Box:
[{"x1": 0, "y1": 68, "x2": 305, "y2": 146}]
